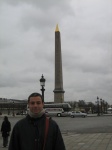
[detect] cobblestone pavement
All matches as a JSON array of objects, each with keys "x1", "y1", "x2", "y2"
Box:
[
  {"x1": 63, "y1": 132, "x2": 112, "y2": 150},
  {"x1": 0, "y1": 133, "x2": 112, "y2": 150}
]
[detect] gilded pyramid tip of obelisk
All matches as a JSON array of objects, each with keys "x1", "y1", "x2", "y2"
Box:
[{"x1": 55, "y1": 24, "x2": 59, "y2": 32}]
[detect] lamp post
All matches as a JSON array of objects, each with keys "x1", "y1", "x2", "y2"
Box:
[
  {"x1": 97, "y1": 96, "x2": 100, "y2": 116},
  {"x1": 100, "y1": 98, "x2": 102, "y2": 115},
  {"x1": 103, "y1": 100, "x2": 106, "y2": 113},
  {"x1": 106, "y1": 102, "x2": 108, "y2": 114},
  {"x1": 102, "y1": 100, "x2": 104, "y2": 113},
  {"x1": 12, "y1": 101, "x2": 15, "y2": 117},
  {"x1": 40, "y1": 74, "x2": 46, "y2": 102}
]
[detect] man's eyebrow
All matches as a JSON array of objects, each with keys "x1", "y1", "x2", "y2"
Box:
[{"x1": 30, "y1": 101, "x2": 41, "y2": 103}]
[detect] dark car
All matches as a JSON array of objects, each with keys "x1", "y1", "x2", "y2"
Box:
[{"x1": 16, "y1": 112, "x2": 21, "y2": 115}]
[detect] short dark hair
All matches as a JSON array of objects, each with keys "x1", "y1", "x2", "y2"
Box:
[{"x1": 28, "y1": 92, "x2": 43, "y2": 103}]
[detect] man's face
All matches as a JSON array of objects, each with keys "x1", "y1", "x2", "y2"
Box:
[{"x1": 28, "y1": 96, "x2": 44, "y2": 114}]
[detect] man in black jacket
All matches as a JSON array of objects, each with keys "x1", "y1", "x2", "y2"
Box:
[
  {"x1": 8, "y1": 92, "x2": 66, "y2": 150},
  {"x1": 1, "y1": 116, "x2": 11, "y2": 147}
]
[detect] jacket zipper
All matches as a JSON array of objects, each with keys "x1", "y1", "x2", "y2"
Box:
[{"x1": 35, "y1": 138, "x2": 40, "y2": 150}]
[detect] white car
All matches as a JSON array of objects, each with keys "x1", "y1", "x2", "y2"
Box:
[{"x1": 70, "y1": 111, "x2": 87, "y2": 118}]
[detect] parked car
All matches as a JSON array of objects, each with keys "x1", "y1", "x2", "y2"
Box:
[
  {"x1": 16, "y1": 112, "x2": 21, "y2": 115},
  {"x1": 16, "y1": 112, "x2": 27, "y2": 115},
  {"x1": 70, "y1": 111, "x2": 87, "y2": 118}
]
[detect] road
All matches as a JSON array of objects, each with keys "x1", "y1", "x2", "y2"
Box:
[
  {"x1": 53, "y1": 115, "x2": 112, "y2": 133},
  {"x1": 0, "y1": 115, "x2": 112, "y2": 134}
]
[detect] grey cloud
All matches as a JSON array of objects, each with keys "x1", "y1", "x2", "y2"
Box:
[
  {"x1": 0, "y1": 0, "x2": 111, "y2": 104},
  {"x1": 0, "y1": 74, "x2": 19, "y2": 88}
]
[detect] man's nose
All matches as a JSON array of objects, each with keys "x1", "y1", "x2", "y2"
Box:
[{"x1": 34, "y1": 103, "x2": 38, "y2": 106}]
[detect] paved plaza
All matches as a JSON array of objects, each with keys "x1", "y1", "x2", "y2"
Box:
[
  {"x1": 0, "y1": 115, "x2": 112, "y2": 150},
  {"x1": 63, "y1": 132, "x2": 112, "y2": 150}
]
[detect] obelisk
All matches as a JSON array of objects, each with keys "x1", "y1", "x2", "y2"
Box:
[{"x1": 53, "y1": 24, "x2": 65, "y2": 103}]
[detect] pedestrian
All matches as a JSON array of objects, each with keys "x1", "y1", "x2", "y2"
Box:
[
  {"x1": 8, "y1": 92, "x2": 66, "y2": 150},
  {"x1": 1, "y1": 116, "x2": 11, "y2": 148}
]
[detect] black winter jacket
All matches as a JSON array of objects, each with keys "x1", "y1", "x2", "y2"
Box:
[
  {"x1": 8, "y1": 114, "x2": 66, "y2": 150},
  {"x1": 1, "y1": 120, "x2": 11, "y2": 137}
]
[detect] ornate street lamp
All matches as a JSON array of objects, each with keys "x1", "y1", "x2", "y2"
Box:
[
  {"x1": 40, "y1": 74, "x2": 46, "y2": 102},
  {"x1": 12, "y1": 101, "x2": 15, "y2": 116},
  {"x1": 97, "y1": 96, "x2": 100, "y2": 116},
  {"x1": 100, "y1": 98, "x2": 102, "y2": 115}
]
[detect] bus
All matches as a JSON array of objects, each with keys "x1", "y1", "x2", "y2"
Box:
[
  {"x1": 107, "y1": 108, "x2": 112, "y2": 114},
  {"x1": 45, "y1": 108, "x2": 67, "y2": 117},
  {"x1": 44, "y1": 103, "x2": 71, "y2": 112},
  {"x1": 44, "y1": 103, "x2": 71, "y2": 117}
]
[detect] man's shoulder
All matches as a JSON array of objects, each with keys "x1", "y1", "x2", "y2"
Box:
[{"x1": 47, "y1": 117, "x2": 58, "y2": 126}]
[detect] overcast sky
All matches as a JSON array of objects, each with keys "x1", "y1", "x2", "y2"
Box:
[{"x1": 0, "y1": 0, "x2": 112, "y2": 104}]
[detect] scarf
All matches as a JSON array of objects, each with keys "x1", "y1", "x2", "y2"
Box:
[{"x1": 28, "y1": 109, "x2": 45, "y2": 118}]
